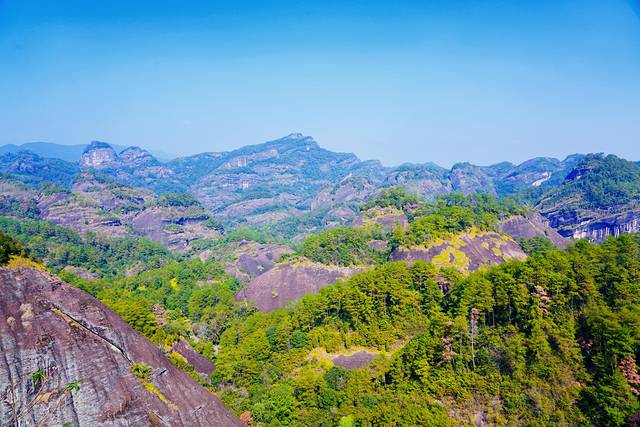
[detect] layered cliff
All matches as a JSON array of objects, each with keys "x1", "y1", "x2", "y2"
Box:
[{"x1": 537, "y1": 154, "x2": 640, "y2": 241}]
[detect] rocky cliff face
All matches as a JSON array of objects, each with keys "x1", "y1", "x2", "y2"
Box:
[
  {"x1": 201, "y1": 240, "x2": 294, "y2": 282},
  {"x1": 352, "y1": 206, "x2": 409, "y2": 231},
  {"x1": 496, "y1": 212, "x2": 568, "y2": 248},
  {"x1": 5, "y1": 135, "x2": 638, "y2": 244},
  {"x1": 540, "y1": 206, "x2": 640, "y2": 241},
  {"x1": 235, "y1": 260, "x2": 360, "y2": 311},
  {"x1": 449, "y1": 163, "x2": 496, "y2": 196},
  {"x1": 80, "y1": 141, "x2": 118, "y2": 169},
  {"x1": 0, "y1": 267, "x2": 241, "y2": 426}
]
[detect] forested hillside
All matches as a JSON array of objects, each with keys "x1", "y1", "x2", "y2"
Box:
[{"x1": 2, "y1": 188, "x2": 640, "y2": 425}]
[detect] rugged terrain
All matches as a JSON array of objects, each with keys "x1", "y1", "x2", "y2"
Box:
[
  {"x1": 0, "y1": 175, "x2": 221, "y2": 252},
  {"x1": 0, "y1": 267, "x2": 240, "y2": 426},
  {"x1": 536, "y1": 154, "x2": 640, "y2": 241},
  {"x1": 2, "y1": 135, "x2": 623, "y2": 242}
]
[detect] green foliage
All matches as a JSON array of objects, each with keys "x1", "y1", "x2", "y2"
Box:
[
  {"x1": 0, "y1": 217, "x2": 172, "y2": 276},
  {"x1": 0, "y1": 230, "x2": 26, "y2": 264},
  {"x1": 540, "y1": 154, "x2": 640, "y2": 210},
  {"x1": 158, "y1": 191, "x2": 200, "y2": 207},
  {"x1": 39, "y1": 181, "x2": 69, "y2": 195},
  {"x1": 223, "y1": 226, "x2": 276, "y2": 244},
  {"x1": 131, "y1": 363, "x2": 153, "y2": 381},
  {"x1": 213, "y1": 235, "x2": 640, "y2": 426},
  {"x1": 0, "y1": 196, "x2": 40, "y2": 219},
  {"x1": 66, "y1": 380, "x2": 81, "y2": 394},
  {"x1": 393, "y1": 193, "x2": 523, "y2": 247},
  {"x1": 299, "y1": 226, "x2": 385, "y2": 266},
  {"x1": 31, "y1": 370, "x2": 48, "y2": 388},
  {"x1": 362, "y1": 187, "x2": 422, "y2": 212},
  {"x1": 5, "y1": 187, "x2": 640, "y2": 425},
  {"x1": 518, "y1": 237, "x2": 556, "y2": 256}
]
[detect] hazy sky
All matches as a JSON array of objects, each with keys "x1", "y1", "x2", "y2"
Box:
[{"x1": 1, "y1": 0, "x2": 639, "y2": 166}]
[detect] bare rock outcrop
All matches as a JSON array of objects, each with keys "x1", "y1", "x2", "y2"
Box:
[
  {"x1": 496, "y1": 213, "x2": 568, "y2": 248},
  {"x1": 0, "y1": 267, "x2": 241, "y2": 427},
  {"x1": 222, "y1": 241, "x2": 294, "y2": 282},
  {"x1": 169, "y1": 339, "x2": 216, "y2": 380},
  {"x1": 332, "y1": 351, "x2": 377, "y2": 369},
  {"x1": 80, "y1": 141, "x2": 118, "y2": 169},
  {"x1": 235, "y1": 261, "x2": 359, "y2": 311},
  {"x1": 389, "y1": 230, "x2": 526, "y2": 272}
]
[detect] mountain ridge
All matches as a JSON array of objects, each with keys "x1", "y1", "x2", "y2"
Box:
[{"x1": 1, "y1": 134, "x2": 639, "y2": 243}]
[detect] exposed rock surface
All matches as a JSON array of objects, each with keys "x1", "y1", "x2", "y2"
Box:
[
  {"x1": 389, "y1": 230, "x2": 527, "y2": 272},
  {"x1": 384, "y1": 163, "x2": 451, "y2": 200},
  {"x1": 169, "y1": 339, "x2": 216, "y2": 379},
  {"x1": 61, "y1": 265, "x2": 100, "y2": 280},
  {"x1": 0, "y1": 135, "x2": 615, "y2": 244},
  {"x1": 497, "y1": 213, "x2": 568, "y2": 248},
  {"x1": 332, "y1": 351, "x2": 378, "y2": 369},
  {"x1": 9, "y1": 136, "x2": 640, "y2": 245},
  {"x1": 80, "y1": 141, "x2": 118, "y2": 169},
  {"x1": 222, "y1": 241, "x2": 294, "y2": 282},
  {"x1": 0, "y1": 176, "x2": 221, "y2": 252},
  {"x1": 449, "y1": 163, "x2": 496, "y2": 196},
  {"x1": 542, "y1": 208, "x2": 640, "y2": 242},
  {"x1": 309, "y1": 176, "x2": 378, "y2": 211},
  {"x1": 0, "y1": 267, "x2": 241, "y2": 427},
  {"x1": 235, "y1": 261, "x2": 360, "y2": 311}
]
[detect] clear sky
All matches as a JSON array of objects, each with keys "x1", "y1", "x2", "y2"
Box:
[{"x1": 1, "y1": 0, "x2": 639, "y2": 166}]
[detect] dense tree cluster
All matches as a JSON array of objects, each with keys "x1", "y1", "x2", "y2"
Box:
[
  {"x1": 0, "y1": 230, "x2": 26, "y2": 264},
  {"x1": 68, "y1": 259, "x2": 248, "y2": 352},
  {"x1": 539, "y1": 154, "x2": 640, "y2": 210},
  {"x1": 0, "y1": 217, "x2": 172, "y2": 276},
  {"x1": 362, "y1": 187, "x2": 422, "y2": 213},
  {"x1": 391, "y1": 193, "x2": 523, "y2": 248},
  {"x1": 299, "y1": 226, "x2": 386, "y2": 267},
  {"x1": 158, "y1": 191, "x2": 201, "y2": 207},
  {"x1": 2, "y1": 188, "x2": 640, "y2": 425},
  {"x1": 213, "y1": 235, "x2": 640, "y2": 426}
]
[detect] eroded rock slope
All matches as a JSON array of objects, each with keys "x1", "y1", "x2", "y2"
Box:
[{"x1": 0, "y1": 267, "x2": 241, "y2": 427}]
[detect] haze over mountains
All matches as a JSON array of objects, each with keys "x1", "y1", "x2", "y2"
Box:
[
  {"x1": 2, "y1": 133, "x2": 639, "y2": 245},
  {"x1": 0, "y1": 141, "x2": 176, "y2": 162}
]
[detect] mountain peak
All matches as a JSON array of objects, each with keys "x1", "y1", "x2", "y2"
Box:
[
  {"x1": 81, "y1": 141, "x2": 117, "y2": 168},
  {"x1": 119, "y1": 146, "x2": 160, "y2": 167},
  {"x1": 83, "y1": 140, "x2": 113, "y2": 153},
  {"x1": 282, "y1": 132, "x2": 309, "y2": 140},
  {"x1": 119, "y1": 146, "x2": 151, "y2": 158}
]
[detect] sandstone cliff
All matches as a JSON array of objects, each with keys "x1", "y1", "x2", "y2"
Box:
[
  {"x1": 235, "y1": 260, "x2": 360, "y2": 311},
  {"x1": 0, "y1": 267, "x2": 241, "y2": 427}
]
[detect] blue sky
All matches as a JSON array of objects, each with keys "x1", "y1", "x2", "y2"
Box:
[{"x1": 1, "y1": 0, "x2": 639, "y2": 166}]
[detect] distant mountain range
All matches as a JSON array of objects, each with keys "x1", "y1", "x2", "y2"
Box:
[
  {"x1": 0, "y1": 141, "x2": 175, "y2": 162},
  {"x1": 1, "y1": 133, "x2": 639, "y2": 245}
]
